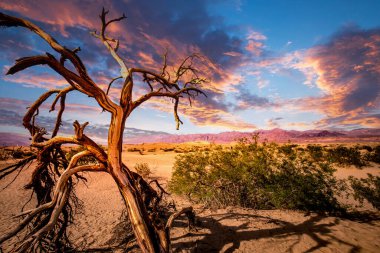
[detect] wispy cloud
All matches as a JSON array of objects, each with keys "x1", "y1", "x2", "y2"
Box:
[{"x1": 266, "y1": 117, "x2": 283, "y2": 129}]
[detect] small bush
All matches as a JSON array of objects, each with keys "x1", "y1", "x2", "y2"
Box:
[
  {"x1": 360, "y1": 145, "x2": 373, "y2": 152},
  {"x1": 278, "y1": 144, "x2": 297, "y2": 156},
  {"x1": 134, "y1": 163, "x2": 152, "y2": 178},
  {"x1": 0, "y1": 149, "x2": 8, "y2": 160},
  {"x1": 0, "y1": 147, "x2": 35, "y2": 160},
  {"x1": 349, "y1": 174, "x2": 380, "y2": 210},
  {"x1": 365, "y1": 145, "x2": 380, "y2": 164},
  {"x1": 127, "y1": 147, "x2": 141, "y2": 152},
  {"x1": 326, "y1": 146, "x2": 367, "y2": 167},
  {"x1": 12, "y1": 148, "x2": 26, "y2": 159},
  {"x1": 161, "y1": 147, "x2": 175, "y2": 152},
  {"x1": 306, "y1": 144, "x2": 324, "y2": 161},
  {"x1": 169, "y1": 137, "x2": 345, "y2": 213}
]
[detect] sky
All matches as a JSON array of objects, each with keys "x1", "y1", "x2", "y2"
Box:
[{"x1": 0, "y1": 0, "x2": 379, "y2": 144}]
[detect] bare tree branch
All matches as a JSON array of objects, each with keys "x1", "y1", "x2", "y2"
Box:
[
  {"x1": 91, "y1": 8, "x2": 129, "y2": 78},
  {"x1": 106, "y1": 76, "x2": 123, "y2": 95}
]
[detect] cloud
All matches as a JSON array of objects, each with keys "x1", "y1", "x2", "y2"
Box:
[
  {"x1": 234, "y1": 84, "x2": 277, "y2": 110},
  {"x1": 0, "y1": 0, "x2": 272, "y2": 131},
  {"x1": 0, "y1": 0, "x2": 103, "y2": 36},
  {"x1": 291, "y1": 27, "x2": 380, "y2": 128},
  {"x1": 266, "y1": 117, "x2": 282, "y2": 129},
  {"x1": 245, "y1": 30, "x2": 267, "y2": 57},
  {"x1": 145, "y1": 90, "x2": 257, "y2": 130},
  {"x1": 0, "y1": 97, "x2": 103, "y2": 117},
  {"x1": 248, "y1": 26, "x2": 380, "y2": 129},
  {"x1": 2, "y1": 69, "x2": 69, "y2": 89}
]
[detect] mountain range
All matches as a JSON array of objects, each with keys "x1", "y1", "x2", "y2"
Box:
[
  {"x1": 1, "y1": 128, "x2": 379, "y2": 146},
  {"x1": 124, "y1": 128, "x2": 380, "y2": 144}
]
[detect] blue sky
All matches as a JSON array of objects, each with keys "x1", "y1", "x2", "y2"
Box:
[{"x1": 0, "y1": 0, "x2": 379, "y2": 144}]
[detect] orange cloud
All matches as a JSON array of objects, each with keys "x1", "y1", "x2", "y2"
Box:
[
  {"x1": 245, "y1": 30, "x2": 266, "y2": 57},
  {"x1": 288, "y1": 27, "x2": 380, "y2": 129}
]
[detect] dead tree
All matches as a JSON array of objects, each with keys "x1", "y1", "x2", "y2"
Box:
[{"x1": 0, "y1": 9, "x2": 206, "y2": 253}]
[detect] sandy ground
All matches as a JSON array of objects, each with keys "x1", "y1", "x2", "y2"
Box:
[{"x1": 0, "y1": 147, "x2": 380, "y2": 252}]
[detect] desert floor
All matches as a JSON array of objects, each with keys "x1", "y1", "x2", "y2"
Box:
[{"x1": 1, "y1": 145, "x2": 380, "y2": 252}]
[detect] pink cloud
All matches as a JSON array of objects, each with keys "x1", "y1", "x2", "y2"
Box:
[
  {"x1": 277, "y1": 28, "x2": 380, "y2": 129},
  {"x1": 3, "y1": 70, "x2": 68, "y2": 89}
]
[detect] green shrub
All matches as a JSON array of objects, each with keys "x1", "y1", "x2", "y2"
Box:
[
  {"x1": 169, "y1": 137, "x2": 345, "y2": 213},
  {"x1": 326, "y1": 145, "x2": 367, "y2": 167},
  {"x1": 365, "y1": 145, "x2": 380, "y2": 164},
  {"x1": 306, "y1": 144, "x2": 324, "y2": 161},
  {"x1": 349, "y1": 174, "x2": 380, "y2": 210}
]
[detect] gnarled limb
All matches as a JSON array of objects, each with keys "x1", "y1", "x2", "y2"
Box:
[{"x1": 23, "y1": 88, "x2": 61, "y2": 136}]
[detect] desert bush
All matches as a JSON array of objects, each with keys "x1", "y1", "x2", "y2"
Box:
[
  {"x1": 365, "y1": 145, "x2": 380, "y2": 164},
  {"x1": 278, "y1": 143, "x2": 298, "y2": 156},
  {"x1": 349, "y1": 174, "x2": 380, "y2": 210},
  {"x1": 12, "y1": 148, "x2": 26, "y2": 159},
  {"x1": 170, "y1": 136, "x2": 346, "y2": 213},
  {"x1": 161, "y1": 147, "x2": 175, "y2": 152},
  {"x1": 326, "y1": 145, "x2": 367, "y2": 167},
  {"x1": 306, "y1": 144, "x2": 324, "y2": 161},
  {"x1": 0, "y1": 149, "x2": 8, "y2": 160},
  {"x1": 134, "y1": 162, "x2": 152, "y2": 178},
  {"x1": 127, "y1": 147, "x2": 141, "y2": 152},
  {"x1": 0, "y1": 147, "x2": 35, "y2": 160},
  {"x1": 360, "y1": 145, "x2": 373, "y2": 152}
]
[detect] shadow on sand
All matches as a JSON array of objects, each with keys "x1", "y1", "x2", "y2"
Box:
[{"x1": 171, "y1": 211, "x2": 380, "y2": 253}]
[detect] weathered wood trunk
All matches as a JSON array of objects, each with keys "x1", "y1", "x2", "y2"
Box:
[{"x1": 107, "y1": 109, "x2": 169, "y2": 253}]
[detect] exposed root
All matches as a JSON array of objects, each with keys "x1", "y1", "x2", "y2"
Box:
[
  {"x1": 0, "y1": 155, "x2": 36, "y2": 180},
  {"x1": 0, "y1": 145, "x2": 105, "y2": 252},
  {"x1": 166, "y1": 207, "x2": 196, "y2": 231}
]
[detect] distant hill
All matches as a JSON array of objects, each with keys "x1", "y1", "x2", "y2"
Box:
[
  {"x1": 124, "y1": 128, "x2": 380, "y2": 144},
  {"x1": 1, "y1": 128, "x2": 379, "y2": 146},
  {"x1": 0, "y1": 132, "x2": 30, "y2": 146}
]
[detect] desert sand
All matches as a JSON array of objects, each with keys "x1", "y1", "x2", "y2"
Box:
[{"x1": 1, "y1": 145, "x2": 380, "y2": 252}]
